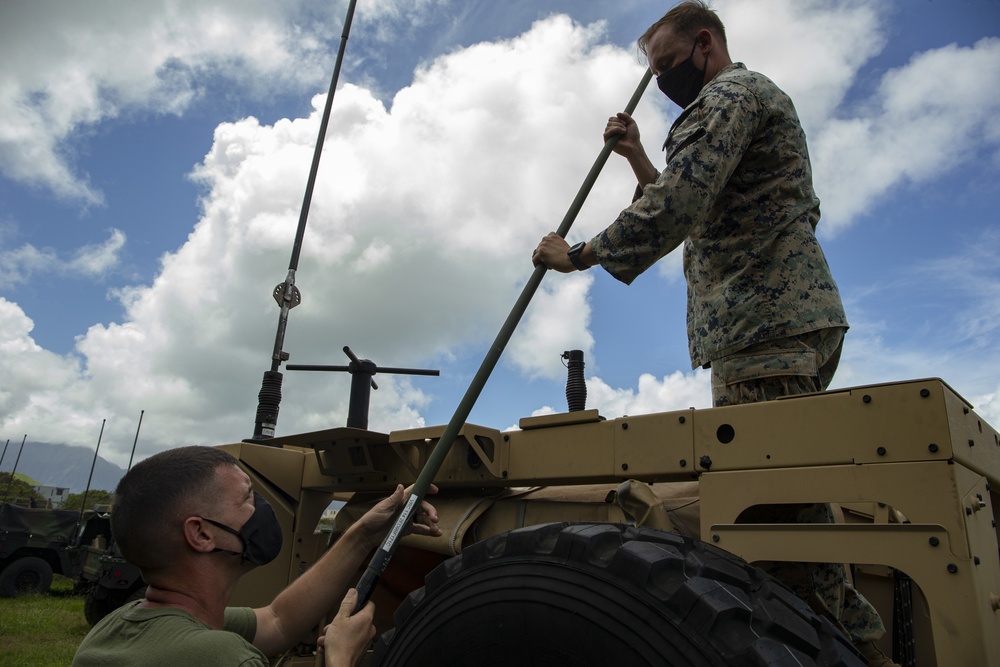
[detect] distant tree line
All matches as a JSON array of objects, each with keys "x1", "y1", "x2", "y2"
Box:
[
  {"x1": 62, "y1": 489, "x2": 114, "y2": 511},
  {"x1": 0, "y1": 472, "x2": 45, "y2": 506},
  {"x1": 0, "y1": 472, "x2": 113, "y2": 510}
]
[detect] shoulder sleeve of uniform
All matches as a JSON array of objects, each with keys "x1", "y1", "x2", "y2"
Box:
[
  {"x1": 685, "y1": 76, "x2": 764, "y2": 192},
  {"x1": 184, "y1": 618, "x2": 269, "y2": 667},
  {"x1": 223, "y1": 606, "x2": 258, "y2": 643},
  {"x1": 590, "y1": 75, "x2": 764, "y2": 284}
]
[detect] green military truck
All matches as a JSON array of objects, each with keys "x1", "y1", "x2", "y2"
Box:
[
  {"x1": 72, "y1": 505, "x2": 146, "y2": 625},
  {"x1": 0, "y1": 502, "x2": 83, "y2": 596}
]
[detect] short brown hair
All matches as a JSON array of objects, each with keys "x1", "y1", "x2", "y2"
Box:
[
  {"x1": 638, "y1": 1, "x2": 728, "y2": 55},
  {"x1": 111, "y1": 446, "x2": 237, "y2": 571}
]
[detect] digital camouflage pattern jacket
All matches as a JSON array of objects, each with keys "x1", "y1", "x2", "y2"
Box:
[{"x1": 590, "y1": 63, "x2": 847, "y2": 368}]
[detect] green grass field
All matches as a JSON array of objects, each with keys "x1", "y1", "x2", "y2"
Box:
[{"x1": 0, "y1": 576, "x2": 90, "y2": 666}]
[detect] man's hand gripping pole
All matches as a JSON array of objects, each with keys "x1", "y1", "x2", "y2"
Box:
[{"x1": 353, "y1": 68, "x2": 653, "y2": 613}]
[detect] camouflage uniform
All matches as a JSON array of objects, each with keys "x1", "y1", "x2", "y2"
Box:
[
  {"x1": 713, "y1": 328, "x2": 885, "y2": 643},
  {"x1": 590, "y1": 64, "x2": 884, "y2": 642},
  {"x1": 590, "y1": 63, "x2": 847, "y2": 368},
  {"x1": 710, "y1": 326, "x2": 843, "y2": 407}
]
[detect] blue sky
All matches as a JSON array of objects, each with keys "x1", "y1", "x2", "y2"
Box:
[{"x1": 1, "y1": 0, "x2": 998, "y2": 466}]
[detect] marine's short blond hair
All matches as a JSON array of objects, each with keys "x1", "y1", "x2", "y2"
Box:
[{"x1": 638, "y1": 1, "x2": 728, "y2": 56}]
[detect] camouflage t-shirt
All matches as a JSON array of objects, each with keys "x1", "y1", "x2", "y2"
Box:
[{"x1": 590, "y1": 63, "x2": 847, "y2": 368}]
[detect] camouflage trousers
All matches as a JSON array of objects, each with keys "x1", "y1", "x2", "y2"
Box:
[{"x1": 710, "y1": 327, "x2": 885, "y2": 643}]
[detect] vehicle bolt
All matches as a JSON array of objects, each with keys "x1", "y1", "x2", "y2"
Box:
[
  {"x1": 502, "y1": 471, "x2": 508, "y2": 478},
  {"x1": 929, "y1": 536, "x2": 939, "y2": 547},
  {"x1": 503, "y1": 434, "x2": 509, "y2": 442},
  {"x1": 928, "y1": 443, "x2": 939, "y2": 453},
  {"x1": 975, "y1": 556, "x2": 981, "y2": 565},
  {"x1": 621, "y1": 463, "x2": 628, "y2": 471},
  {"x1": 947, "y1": 564, "x2": 958, "y2": 574},
  {"x1": 991, "y1": 594, "x2": 1000, "y2": 611},
  {"x1": 969, "y1": 439, "x2": 975, "y2": 447},
  {"x1": 678, "y1": 416, "x2": 686, "y2": 424},
  {"x1": 966, "y1": 507, "x2": 972, "y2": 516},
  {"x1": 963, "y1": 406, "x2": 969, "y2": 414},
  {"x1": 876, "y1": 446, "x2": 886, "y2": 456},
  {"x1": 699, "y1": 455, "x2": 712, "y2": 470},
  {"x1": 862, "y1": 394, "x2": 872, "y2": 404},
  {"x1": 920, "y1": 388, "x2": 930, "y2": 398},
  {"x1": 621, "y1": 422, "x2": 629, "y2": 430},
  {"x1": 679, "y1": 459, "x2": 687, "y2": 468},
  {"x1": 712, "y1": 534, "x2": 720, "y2": 542}
]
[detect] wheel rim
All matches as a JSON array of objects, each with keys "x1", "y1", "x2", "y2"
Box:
[{"x1": 15, "y1": 569, "x2": 41, "y2": 593}]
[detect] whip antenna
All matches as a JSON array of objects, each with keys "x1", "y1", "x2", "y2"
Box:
[
  {"x1": 127, "y1": 410, "x2": 144, "y2": 472},
  {"x1": 0, "y1": 439, "x2": 10, "y2": 473},
  {"x1": 76, "y1": 419, "x2": 106, "y2": 527},
  {"x1": 1, "y1": 435, "x2": 27, "y2": 502},
  {"x1": 353, "y1": 69, "x2": 654, "y2": 611},
  {"x1": 248, "y1": 0, "x2": 360, "y2": 442}
]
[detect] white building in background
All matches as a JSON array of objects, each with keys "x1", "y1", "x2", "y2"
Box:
[{"x1": 33, "y1": 484, "x2": 71, "y2": 508}]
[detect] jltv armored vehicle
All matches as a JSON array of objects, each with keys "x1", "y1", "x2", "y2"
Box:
[{"x1": 217, "y1": 372, "x2": 999, "y2": 666}]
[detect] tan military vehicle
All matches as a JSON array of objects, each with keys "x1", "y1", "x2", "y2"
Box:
[
  {"x1": 221, "y1": 371, "x2": 1000, "y2": 666},
  {"x1": 219, "y1": 10, "x2": 998, "y2": 663}
]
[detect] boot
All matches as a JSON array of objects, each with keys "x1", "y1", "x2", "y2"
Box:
[{"x1": 855, "y1": 640, "x2": 902, "y2": 667}]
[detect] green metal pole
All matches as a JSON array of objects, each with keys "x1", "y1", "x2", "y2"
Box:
[
  {"x1": 249, "y1": 0, "x2": 360, "y2": 442},
  {"x1": 77, "y1": 419, "x2": 106, "y2": 527},
  {"x1": 0, "y1": 439, "x2": 9, "y2": 472},
  {"x1": 127, "y1": 410, "x2": 145, "y2": 472},
  {"x1": 354, "y1": 68, "x2": 654, "y2": 610},
  {"x1": 2, "y1": 435, "x2": 27, "y2": 502}
]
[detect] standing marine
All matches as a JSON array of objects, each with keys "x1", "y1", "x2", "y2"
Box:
[{"x1": 533, "y1": 3, "x2": 896, "y2": 665}]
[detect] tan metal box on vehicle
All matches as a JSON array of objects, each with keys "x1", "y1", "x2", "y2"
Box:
[{"x1": 224, "y1": 377, "x2": 1000, "y2": 666}]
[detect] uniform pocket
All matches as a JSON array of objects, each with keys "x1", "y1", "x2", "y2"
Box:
[{"x1": 716, "y1": 348, "x2": 819, "y2": 386}]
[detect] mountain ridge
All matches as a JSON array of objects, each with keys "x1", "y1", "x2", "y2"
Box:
[{"x1": 0, "y1": 441, "x2": 126, "y2": 495}]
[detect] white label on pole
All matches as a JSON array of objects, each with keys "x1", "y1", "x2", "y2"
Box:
[{"x1": 388, "y1": 493, "x2": 420, "y2": 546}]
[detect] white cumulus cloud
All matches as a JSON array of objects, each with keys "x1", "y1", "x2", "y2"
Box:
[{"x1": 2, "y1": 0, "x2": 999, "y2": 465}]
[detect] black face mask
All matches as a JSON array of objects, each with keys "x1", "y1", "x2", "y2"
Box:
[
  {"x1": 203, "y1": 491, "x2": 283, "y2": 567},
  {"x1": 656, "y1": 39, "x2": 706, "y2": 109}
]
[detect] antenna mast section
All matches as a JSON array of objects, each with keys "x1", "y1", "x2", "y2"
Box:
[{"x1": 248, "y1": 0, "x2": 360, "y2": 442}]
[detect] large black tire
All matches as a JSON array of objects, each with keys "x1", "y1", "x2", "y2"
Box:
[
  {"x1": 0, "y1": 556, "x2": 54, "y2": 597},
  {"x1": 373, "y1": 523, "x2": 864, "y2": 667}
]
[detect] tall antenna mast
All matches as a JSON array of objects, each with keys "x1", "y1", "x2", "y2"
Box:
[
  {"x1": 248, "y1": 0, "x2": 360, "y2": 443},
  {"x1": 1, "y1": 435, "x2": 28, "y2": 502},
  {"x1": 353, "y1": 69, "x2": 654, "y2": 611},
  {"x1": 127, "y1": 410, "x2": 145, "y2": 472},
  {"x1": 77, "y1": 420, "x2": 106, "y2": 527},
  {"x1": 0, "y1": 438, "x2": 10, "y2": 473}
]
